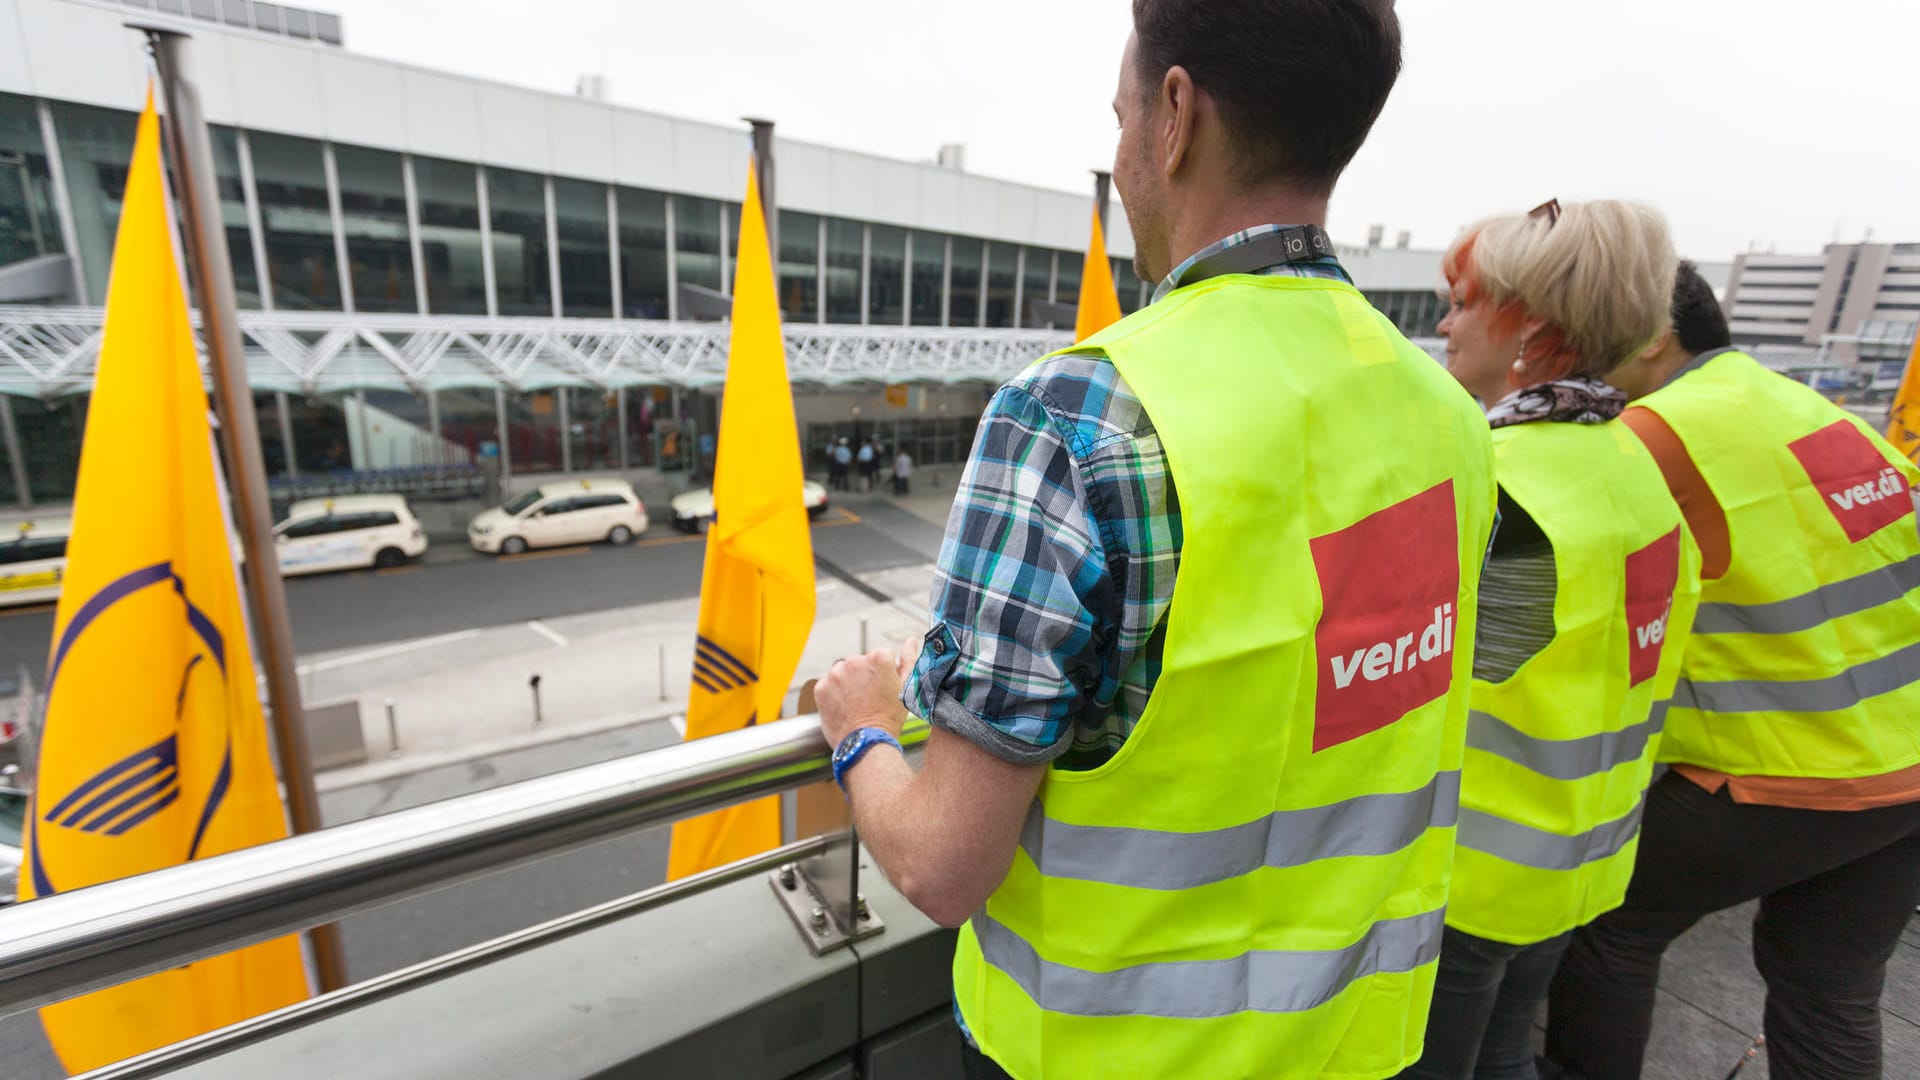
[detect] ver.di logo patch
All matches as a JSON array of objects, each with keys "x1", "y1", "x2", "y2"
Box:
[
  {"x1": 1787, "y1": 421, "x2": 1914, "y2": 543},
  {"x1": 1309, "y1": 480, "x2": 1461, "y2": 752},
  {"x1": 1623, "y1": 527, "x2": 1682, "y2": 688}
]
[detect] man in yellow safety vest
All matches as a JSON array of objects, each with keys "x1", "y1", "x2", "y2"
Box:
[
  {"x1": 1546, "y1": 262, "x2": 1920, "y2": 1080},
  {"x1": 816, "y1": 2, "x2": 1497, "y2": 1076}
]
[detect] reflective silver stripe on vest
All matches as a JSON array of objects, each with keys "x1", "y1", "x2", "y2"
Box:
[
  {"x1": 1672, "y1": 639, "x2": 1920, "y2": 715},
  {"x1": 1466, "y1": 703, "x2": 1668, "y2": 782},
  {"x1": 972, "y1": 905, "x2": 1446, "y2": 1019},
  {"x1": 1456, "y1": 794, "x2": 1646, "y2": 872},
  {"x1": 1019, "y1": 771, "x2": 1461, "y2": 892},
  {"x1": 1693, "y1": 555, "x2": 1920, "y2": 635}
]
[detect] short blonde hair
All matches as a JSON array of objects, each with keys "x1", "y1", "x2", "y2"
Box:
[{"x1": 1442, "y1": 200, "x2": 1678, "y2": 378}]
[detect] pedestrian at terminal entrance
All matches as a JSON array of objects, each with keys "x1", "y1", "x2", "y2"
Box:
[
  {"x1": 1399, "y1": 199, "x2": 1702, "y2": 1080},
  {"x1": 891, "y1": 446, "x2": 912, "y2": 495},
  {"x1": 816, "y1": 2, "x2": 1497, "y2": 1077},
  {"x1": 857, "y1": 436, "x2": 878, "y2": 490},
  {"x1": 829, "y1": 436, "x2": 852, "y2": 491},
  {"x1": 1543, "y1": 263, "x2": 1920, "y2": 1080}
]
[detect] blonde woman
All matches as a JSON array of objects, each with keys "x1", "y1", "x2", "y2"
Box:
[{"x1": 1401, "y1": 201, "x2": 1704, "y2": 1080}]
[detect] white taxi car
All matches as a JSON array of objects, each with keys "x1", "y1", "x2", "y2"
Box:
[
  {"x1": 274, "y1": 494, "x2": 428, "y2": 575},
  {"x1": 468, "y1": 478, "x2": 649, "y2": 555},
  {"x1": 0, "y1": 518, "x2": 70, "y2": 608},
  {"x1": 669, "y1": 481, "x2": 829, "y2": 533}
]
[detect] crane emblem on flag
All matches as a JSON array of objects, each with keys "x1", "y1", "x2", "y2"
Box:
[{"x1": 30, "y1": 560, "x2": 233, "y2": 897}]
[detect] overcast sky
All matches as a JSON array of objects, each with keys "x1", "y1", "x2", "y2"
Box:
[{"x1": 318, "y1": 0, "x2": 1915, "y2": 263}]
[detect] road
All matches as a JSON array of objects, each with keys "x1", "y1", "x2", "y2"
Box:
[
  {"x1": 0, "y1": 495, "x2": 951, "y2": 1077},
  {"x1": 0, "y1": 498, "x2": 946, "y2": 675}
]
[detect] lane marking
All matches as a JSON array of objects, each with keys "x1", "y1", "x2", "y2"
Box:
[
  {"x1": 526, "y1": 620, "x2": 569, "y2": 648},
  {"x1": 499, "y1": 545, "x2": 592, "y2": 563},
  {"x1": 633, "y1": 534, "x2": 701, "y2": 549},
  {"x1": 669, "y1": 714, "x2": 686, "y2": 736},
  {"x1": 297, "y1": 628, "x2": 483, "y2": 675}
]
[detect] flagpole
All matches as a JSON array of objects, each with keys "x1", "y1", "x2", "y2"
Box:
[
  {"x1": 1091, "y1": 170, "x2": 1112, "y2": 233},
  {"x1": 139, "y1": 25, "x2": 347, "y2": 994}
]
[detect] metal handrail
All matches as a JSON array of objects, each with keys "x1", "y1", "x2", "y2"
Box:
[{"x1": 0, "y1": 714, "x2": 927, "y2": 1017}]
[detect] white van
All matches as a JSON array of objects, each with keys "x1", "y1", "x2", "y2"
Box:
[
  {"x1": 468, "y1": 478, "x2": 649, "y2": 555},
  {"x1": 0, "y1": 518, "x2": 70, "y2": 608},
  {"x1": 274, "y1": 495, "x2": 428, "y2": 575}
]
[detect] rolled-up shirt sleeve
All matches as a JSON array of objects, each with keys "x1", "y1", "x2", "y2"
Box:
[{"x1": 901, "y1": 383, "x2": 1112, "y2": 765}]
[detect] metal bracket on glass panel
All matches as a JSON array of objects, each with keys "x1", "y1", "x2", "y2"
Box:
[{"x1": 768, "y1": 827, "x2": 884, "y2": 955}]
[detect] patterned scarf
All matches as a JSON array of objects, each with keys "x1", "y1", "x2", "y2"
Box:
[{"x1": 1484, "y1": 376, "x2": 1627, "y2": 429}]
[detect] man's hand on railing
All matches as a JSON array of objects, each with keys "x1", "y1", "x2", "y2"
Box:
[{"x1": 815, "y1": 647, "x2": 914, "y2": 753}]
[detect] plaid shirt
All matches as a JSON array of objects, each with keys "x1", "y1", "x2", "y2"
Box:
[{"x1": 903, "y1": 227, "x2": 1351, "y2": 770}]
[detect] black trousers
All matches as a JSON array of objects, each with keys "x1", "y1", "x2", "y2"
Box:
[
  {"x1": 1545, "y1": 770, "x2": 1920, "y2": 1080},
  {"x1": 1400, "y1": 927, "x2": 1571, "y2": 1080}
]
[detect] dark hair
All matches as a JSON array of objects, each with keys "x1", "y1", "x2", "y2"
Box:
[
  {"x1": 1131, "y1": 0, "x2": 1402, "y2": 194},
  {"x1": 1671, "y1": 261, "x2": 1731, "y2": 355}
]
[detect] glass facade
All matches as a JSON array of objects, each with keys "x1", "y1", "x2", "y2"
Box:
[
  {"x1": 249, "y1": 131, "x2": 339, "y2": 310},
  {"x1": 910, "y1": 232, "x2": 945, "y2": 327},
  {"x1": 49, "y1": 101, "x2": 136, "y2": 304},
  {"x1": 209, "y1": 126, "x2": 262, "y2": 309},
  {"x1": 985, "y1": 243, "x2": 1017, "y2": 328},
  {"x1": 949, "y1": 237, "x2": 982, "y2": 327},
  {"x1": 0, "y1": 93, "x2": 64, "y2": 276},
  {"x1": 413, "y1": 156, "x2": 487, "y2": 316},
  {"x1": 777, "y1": 210, "x2": 819, "y2": 323},
  {"x1": 1054, "y1": 250, "x2": 1081, "y2": 322},
  {"x1": 868, "y1": 225, "x2": 905, "y2": 325},
  {"x1": 823, "y1": 218, "x2": 862, "y2": 324},
  {"x1": 553, "y1": 177, "x2": 612, "y2": 318},
  {"x1": 2, "y1": 92, "x2": 1175, "y2": 505},
  {"x1": 14, "y1": 394, "x2": 88, "y2": 503},
  {"x1": 1115, "y1": 258, "x2": 1145, "y2": 314},
  {"x1": 615, "y1": 186, "x2": 669, "y2": 319},
  {"x1": 334, "y1": 144, "x2": 415, "y2": 314},
  {"x1": 486, "y1": 167, "x2": 551, "y2": 317},
  {"x1": 674, "y1": 194, "x2": 722, "y2": 294},
  {"x1": 1021, "y1": 248, "x2": 1053, "y2": 328}
]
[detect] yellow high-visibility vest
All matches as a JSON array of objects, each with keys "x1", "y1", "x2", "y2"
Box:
[
  {"x1": 1449, "y1": 421, "x2": 1702, "y2": 946},
  {"x1": 1638, "y1": 350, "x2": 1920, "y2": 777},
  {"x1": 951, "y1": 274, "x2": 1498, "y2": 1079}
]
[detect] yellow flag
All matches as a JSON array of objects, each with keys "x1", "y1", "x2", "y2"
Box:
[
  {"x1": 666, "y1": 163, "x2": 817, "y2": 879},
  {"x1": 1887, "y1": 331, "x2": 1920, "y2": 465},
  {"x1": 1074, "y1": 207, "x2": 1125, "y2": 342},
  {"x1": 16, "y1": 92, "x2": 308, "y2": 1073}
]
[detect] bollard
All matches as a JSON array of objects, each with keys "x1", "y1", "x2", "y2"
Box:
[
  {"x1": 384, "y1": 697, "x2": 400, "y2": 758},
  {"x1": 529, "y1": 674, "x2": 543, "y2": 728},
  {"x1": 859, "y1": 617, "x2": 868, "y2": 654},
  {"x1": 658, "y1": 643, "x2": 667, "y2": 702}
]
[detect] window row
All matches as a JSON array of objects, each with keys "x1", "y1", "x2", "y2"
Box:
[{"x1": 1, "y1": 93, "x2": 1150, "y2": 327}]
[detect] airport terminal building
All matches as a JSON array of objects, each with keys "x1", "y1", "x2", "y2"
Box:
[{"x1": 5, "y1": 0, "x2": 1465, "y2": 509}]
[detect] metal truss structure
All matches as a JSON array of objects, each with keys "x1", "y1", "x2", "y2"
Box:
[
  {"x1": 0, "y1": 307, "x2": 1080, "y2": 398},
  {"x1": 0, "y1": 306, "x2": 1453, "y2": 398}
]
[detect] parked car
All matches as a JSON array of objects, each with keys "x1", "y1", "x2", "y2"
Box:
[
  {"x1": 274, "y1": 494, "x2": 428, "y2": 575},
  {"x1": 669, "y1": 481, "x2": 829, "y2": 533},
  {"x1": 468, "y1": 478, "x2": 649, "y2": 555},
  {"x1": 0, "y1": 517, "x2": 70, "y2": 608}
]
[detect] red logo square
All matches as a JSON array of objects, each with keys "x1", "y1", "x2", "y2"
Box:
[
  {"x1": 1309, "y1": 480, "x2": 1461, "y2": 753},
  {"x1": 1788, "y1": 421, "x2": 1914, "y2": 543},
  {"x1": 1624, "y1": 527, "x2": 1682, "y2": 688}
]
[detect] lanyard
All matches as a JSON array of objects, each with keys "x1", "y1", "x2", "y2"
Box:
[{"x1": 1167, "y1": 225, "x2": 1338, "y2": 291}]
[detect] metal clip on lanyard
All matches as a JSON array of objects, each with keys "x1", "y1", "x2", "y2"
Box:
[{"x1": 1171, "y1": 225, "x2": 1337, "y2": 290}]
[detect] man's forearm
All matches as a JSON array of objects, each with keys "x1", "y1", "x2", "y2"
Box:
[{"x1": 837, "y1": 729, "x2": 1044, "y2": 928}]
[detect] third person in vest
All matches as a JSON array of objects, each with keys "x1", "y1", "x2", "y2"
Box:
[
  {"x1": 1544, "y1": 263, "x2": 1920, "y2": 1080},
  {"x1": 1399, "y1": 200, "x2": 1703, "y2": 1080},
  {"x1": 813, "y1": 2, "x2": 1498, "y2": 1076}
]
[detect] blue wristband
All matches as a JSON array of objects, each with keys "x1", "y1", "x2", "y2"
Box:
[{"x1": 832, "y1": 727, "x2": 902, "y2": 791}]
